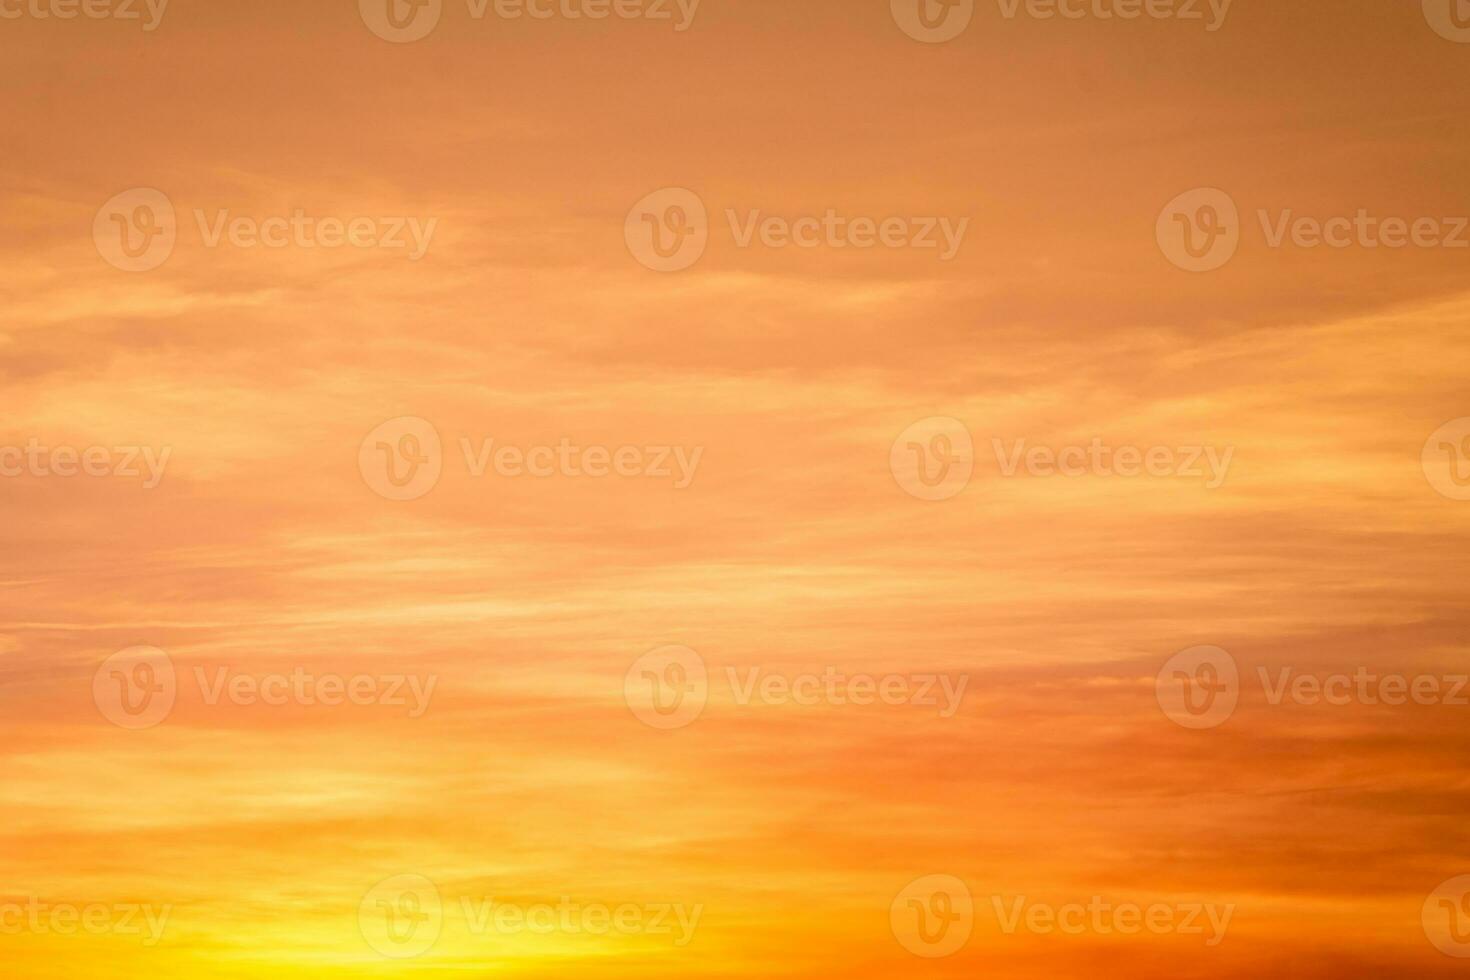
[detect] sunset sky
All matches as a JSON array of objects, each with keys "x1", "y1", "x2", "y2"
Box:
[{"x1": 3, "y1": 1, "x2": 1470, "y2": 977}]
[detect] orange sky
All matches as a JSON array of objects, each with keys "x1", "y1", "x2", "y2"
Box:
[{"x1": 3, "y1": 1, "x2": 1470, "y2": 977}]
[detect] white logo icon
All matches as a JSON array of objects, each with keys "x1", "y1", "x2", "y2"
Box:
[
  {"x1": 93, "y1": 646, "x2": 177, "y2": 730},
  {"x1": 625, "y1": 188, "x2": 708, "y2": 272},
  {"x1": 1424, "y1": 0, "x2": 1470, "y2": 42},
  {"x1": 360, "y1": 417, "x2": 443, "y2": 501},
  {"x1": 891, "y1": 0, "x2": 975, "y2": 43},
  {"x1": 1157, "y1": 188, "x2": 1240, "y2": 273},
  {"x1": 94, "y1": 188, "x2": 177, "y2": 273},
  {"x1": 891, "y1": 417, "x2": 974, "y2": 501},
  {"x1": 360, "y1": 874, "x2": 443, "y2": 958},
  {"x1": 1424, "y1": 875, "x2": 1470, "y2": 957},
  {"x1": 360, "y1": 0, "x2": 443, "y2": 42},
  {"x1": 1423, "y1": 418, "x2": 1470, "y2": 501},
  {"x1": 624, "y1": 646, "x2": 708, "y2": 730},
  {"x1": 891, "y1": 874, "x2": 973, "y2": 957},
  {"x1": 1156, "y1": 645, "x2": 1239, "y2": 729}
]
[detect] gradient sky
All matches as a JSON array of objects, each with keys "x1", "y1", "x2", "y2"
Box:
[{"x1": 2, "y1": 1, "x2": 1470, "y2": 977}]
